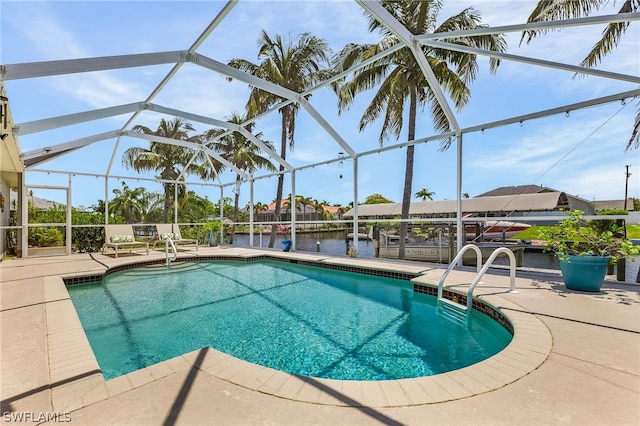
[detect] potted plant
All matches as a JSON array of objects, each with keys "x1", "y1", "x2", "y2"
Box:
[
  {"x1": 203, "y1": 220, "x2": 221, "y2": 247},
  {"x1": 540, "y1": 209, "x2": 639, "y2": 292}
]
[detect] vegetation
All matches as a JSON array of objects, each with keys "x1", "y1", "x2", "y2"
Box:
[
  {"x1": 521, "y1": 0, "x2": 639, "y2": 150},
  {"x1": 627, "y1": 224, "x2": 640, "y2": 239},
  {"x1": 27, "y1": 202, "x2": 120, "y2": 252},
  {"x1": 228, "y1": 31, "x2": 332, "y2": 248},
  {"x1": 122, "y1": 117, "x2": 216, "y2": 222},
  {"x1": 539, "y1": 209, "x2": 639, "y2": 263},
  {"x1": 202, "y1": 112, "x2": 277, "y2": 244},
  {"x1": 332, "y1": 0, "x2": 506, "y2": 259},
  {"x1": 415, "y1": 188, "x2": 435, "y2": 201},
  {"x1": 363, "y1": 194, "x2": 393, "y2": 204}
]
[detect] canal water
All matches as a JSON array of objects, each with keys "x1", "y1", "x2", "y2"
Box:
[{"x1": 229, "y1": 231, "x2": 562, "y2": 270}]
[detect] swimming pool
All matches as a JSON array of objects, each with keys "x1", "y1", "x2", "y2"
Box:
[{"x1": 68, "y1": 259, "x2": 512, "y2": 381}]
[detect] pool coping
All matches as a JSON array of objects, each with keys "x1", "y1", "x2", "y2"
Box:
[{"x1": 46, "y1": 251, "x2": 552, "y2": 411}]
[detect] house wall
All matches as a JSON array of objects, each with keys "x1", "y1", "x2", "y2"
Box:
[{"x1": 567, "y1": 197, "x2": 595, "y2": 214}]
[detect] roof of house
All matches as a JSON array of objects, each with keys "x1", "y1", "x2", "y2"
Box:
[
  {"x1": 475, "y1": 185, "x2": 558, "y2": 197},
  {"x1": 344, "y1": 192, "x2": 570, "y2": 217},
  {"x1": 263, "y1": 200, "x2": 342, "y2": 214},
  {"x1": 593, "y1": 199, "x2": 635, "y2": 211},
  {"x1": 30, "y1": 195, "x2": 61, "y2": 210}
]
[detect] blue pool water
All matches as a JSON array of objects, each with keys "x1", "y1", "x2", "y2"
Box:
[{"x1": 68, "y1": 260, "x2": 512, "y2": 381}]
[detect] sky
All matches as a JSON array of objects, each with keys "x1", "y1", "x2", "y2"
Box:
[{"x1": 2, "y1": 0, "x2": 639, "y2": 211}]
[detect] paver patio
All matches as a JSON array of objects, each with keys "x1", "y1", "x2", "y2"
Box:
[{"x1": 1, "y1": 247, "x2": 638, "y2": 425}]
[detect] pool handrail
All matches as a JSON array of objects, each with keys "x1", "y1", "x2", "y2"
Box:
[
  {"x1": 437, "y1": 244, "x2": 518, "y2": 325},
  {"x1": 465, "y1": 247, "x2": 518, "y2": 314},
  {"x1": 437, "y1": 244, "x2": 482, "y2": 300},
  {"x1": 165, "y1": 238, "x2": 177, "y2": 267}
]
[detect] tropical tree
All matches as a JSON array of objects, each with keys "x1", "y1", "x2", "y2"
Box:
[
  {"x1": 521, "y1": 0, "x2": 639, "y2": 150},
  {"x1": 296, "y1": 195, "x2": 315, "y2": 222},
  {"x1": 333, "y1": 0, "x2": 506, "y2": 259},
  {"x1": 228, "y1": 31, "x2": 332, "y2": 248},
  {"x1": 122, "y1": 117, "x2": 204, "y2": 222},
  {"x1": 140, "y1": 191, "x2": 164, "y2": 223},
  {"x1": 251, "y1": 201, "x2": 269, "y2": 221},
  {"x1": 109, "y1": 182, "x2": 145, "y2": 223},
  {"x1": 174, "y1": 191, "x2": 212, "y2": 223},
  {"x1": 364, "y1": 193, "x2": 393, "y2": 204},
  {"x1": 415, "y1": 188, "x2": 435, "y2": 201},
  {"x1": 202, "y1": 112, "x2": 276, "y2": 243},
  {"x1": 311, "y1": 199, "x2": 327, "y2": 221},
  {"x1": 282, "y1": 194, "x2": 301, "y2": 217}
]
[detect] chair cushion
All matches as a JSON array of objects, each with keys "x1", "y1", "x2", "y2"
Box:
[
  {"x1": 160, "y1": 232, "x2": 181, "y2": 240},
  {"x1": 111, "y1": 235, "x2": 134, "y2": 243}
]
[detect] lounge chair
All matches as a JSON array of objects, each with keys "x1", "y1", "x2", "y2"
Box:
[
  {"x1": 102, "y1": 224, "x2": 149, "y2": 258},
  {"x1": 154, "y1": 224, "x2": 198, "y2": 251}
]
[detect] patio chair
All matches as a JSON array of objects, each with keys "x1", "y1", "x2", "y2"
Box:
[
  {"x1": 154, "y1": 223, "x2": 199, "y2": 251},
  {"x1": 102, "y1": 224, "x2": 149, "y2": 258}
]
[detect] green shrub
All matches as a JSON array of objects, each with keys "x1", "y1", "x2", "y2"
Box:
[{"x1": 29, "y1": 227, "x2": 64, "y2": 247}]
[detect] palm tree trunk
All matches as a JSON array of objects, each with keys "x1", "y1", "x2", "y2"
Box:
[
  {"x1": 162, "y1": 183, "x2": 172, "y2": 223},
  {"x1": 399, "y1": 90, "x2": 418, "y2": 260},
  {"x1": 269, "y1": 112, "x2": 288, "y2": 248},
  {"x1": 230, "y1": 175, "x2": 241, "y2": 244}
]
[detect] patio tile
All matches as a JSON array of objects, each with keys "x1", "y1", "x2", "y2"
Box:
[
  {"x1": 1, "y1": 249, "x2": 638, "y2": 424},
  {"x1": 361, "y1": 381, "x2": 389, "y2": 407},
  {"x1": 379, "y1": 379, "x2": 412, "y2": 407},
  {"x1": 126, "y1": 368, "x2": 155, "y2": 388},
  {"x1": 395, "y1": 378, "x2": 433, "y2": 405},
  {"x1": 164, "y1": 355, "x2": 192, "y2": 373},
  {"x1": 104, "y1": 375, "x2": 133, "y2": 397},
  {"x1": 147, "y1": 361, "x2": 175, "y2": 380}
]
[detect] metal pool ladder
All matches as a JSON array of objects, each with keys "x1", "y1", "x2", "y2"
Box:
[
  {"x1": 165, "y1": 238, "x2": 177, "y2": 268},
  {"x1": 436, "y1": 244, "x2": 518, "y2": 326}
]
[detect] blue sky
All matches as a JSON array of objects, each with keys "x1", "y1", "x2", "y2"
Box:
[{"x1": 2, "y1": 0, "x2": 639, "y2": 210}]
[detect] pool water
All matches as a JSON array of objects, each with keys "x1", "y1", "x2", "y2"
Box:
[{"x1": 68, "y1": 260, "x2": 512, "y2": 381}]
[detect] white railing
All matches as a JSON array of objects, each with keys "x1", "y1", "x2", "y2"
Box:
[
  {"x1": 437, "y1": 244, "x2": 518, "y2": 326},
  {"x1": 165, "y1": 238, "x2": 177, "y2": 268}
]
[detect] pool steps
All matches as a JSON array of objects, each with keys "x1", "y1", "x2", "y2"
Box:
[
  {"x1": 436, "y1": 297, "x2": 467, "y2": 325},
  {"x1": 437, "y1": 244, "x2": 518, "y2": 326}
]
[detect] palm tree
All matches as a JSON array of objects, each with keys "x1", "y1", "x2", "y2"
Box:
[
  {"x1": 333, "y1": 0, "x2": 506, "y2": 259},
  {"x1": 521, "y1": 0, "x2": 639, "y2": 150},
  {"x1": 178, "y1": 190, "x2": 216, "y2": 223},
  {"x1": 109, "y1": 181, "x2": 145, "y2": 223},
  {"x1": 251, "y1": 201, "x2": 268, "y2": 222},
  {"x1": 312, "y1": 199, "x2": 327, "y2": 221},
  {"x1": 202, "y1": 113, "x2": 276, "y2": 243},
  {"x1": 139, "y1": 191, "x2": 164, "y2": 223},
  {"x1": 228, "y1": 31, "x2": 332, "y2": 248},
  {"x1": 282, "y1": 193, "x2": 300, "y2": 217},
  {"x1": 122, "y1": 117, "x2": 203, "y2": 222},
  {"x1": 415, "y1": 188, "x2": 435, "y2": 201},
  {"x1": 296, "y1": 195, "x2": 314, "y2": 222}
]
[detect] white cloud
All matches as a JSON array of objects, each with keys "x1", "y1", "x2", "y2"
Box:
[{"x1": 4, "y1": 0, "x2": 638, "y2": 208}]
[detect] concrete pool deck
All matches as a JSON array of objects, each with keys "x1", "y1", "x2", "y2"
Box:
[{"x1": 1, "y1": 247, "x2": 638, "y2": 425}]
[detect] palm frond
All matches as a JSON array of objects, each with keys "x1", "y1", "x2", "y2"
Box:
[
  {"x1": 626, "y1": 102, "x2": 640, "y2": 151},
  {"x1": 521, "y1": 0, "x2": 608, "y2": 45}
]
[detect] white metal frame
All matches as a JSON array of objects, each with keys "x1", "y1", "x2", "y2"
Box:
[{"x1": 2, "y1": 1, "x2": 638, "y2": 255}]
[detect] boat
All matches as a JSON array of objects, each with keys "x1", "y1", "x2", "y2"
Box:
[
  {"x1": 376, "y1": 225, "x2": 527, "y2": 265},
  {"x1": 464, "y1": 220, "x2": 531, "y2": 242},
  {"x1": 347, "y1": 226, "x2": 373, "y2": 240},
  {"x1": 347, "y1": 233, "x2": 370, "y2": 240}
]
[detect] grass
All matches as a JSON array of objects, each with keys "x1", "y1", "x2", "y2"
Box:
[
  {"x1": 514, "y1": 225, "x2": 640, "y2": 240},
  {"x1": 627, "y1": 224, "x2": 640, "y2": 239},
  {"x1": 513, "y1": 226, "x2": 545, "y2": 240}
]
